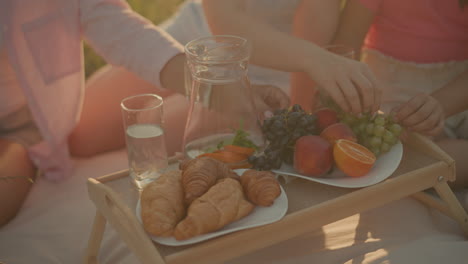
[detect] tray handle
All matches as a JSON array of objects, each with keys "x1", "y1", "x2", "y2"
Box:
[
  {"x1": 404, "y1": 132, "x2": 456, "y2": 182},
  {"x1": 86, "y1": 178, "x2": 167, "y2": 264}
]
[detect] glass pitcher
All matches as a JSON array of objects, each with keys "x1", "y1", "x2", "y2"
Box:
[{"x1": 183, "y1": 35, "x2": 264, "y2": 164}]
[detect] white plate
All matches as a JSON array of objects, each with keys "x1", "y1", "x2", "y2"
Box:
[
  {"x1": 136, "y1": 169, "x2": 288, "y2": 246},
  {"x1": 272, "y1": 141, "x2": 403, "y2": 188}
]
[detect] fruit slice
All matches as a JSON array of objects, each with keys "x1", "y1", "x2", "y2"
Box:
[
  {"x1": 222, "y1": 145, "x2": 255, "y2": 156},
  {"x1": 198, "y1": 151, "x2": 251, "y2": 169},
  {"x1": 333, "y1": 139, "x2": 376, "y2": 178}
]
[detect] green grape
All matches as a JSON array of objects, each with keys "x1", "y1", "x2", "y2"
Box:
[
  {"x1": 352, "y1": 125, "x2": 361, "y2": 135},
  {"x1": 366, "y1": 123, "x2": 375, "y2": 135},
  {"x1": 357, "y1": 122, "x2": 367, "y2": 135},
  {"x1": 360, "y1": 112, "x2": 372, "y2": 121},
  {"x1": 373, "y1": 125, "x2": 385, "y2": 137},
  {"x1": 382, "y1": 129, "x2": 395, "y2": 143},
  {"x1": 341, "y1": 114, "x2": 356, "y2": 126},
  {"x1": 374, "y1": 115, "x2": 386, "y2": 126},
  {"x1": 369, "y1": 136, "x2": 382, "y2": 148},
  {"x1": 370, "y1": 147, "x2": 381, "y2": 156},
  {"x1": 389, "y1": 123, "x2": 403, "y2": 137},
  {"x1": 362, "y1": 137, "x2": 372, "y2": 149},
  {"x1": 380, "y1": 142, "x2": 391, "y2": 153}
]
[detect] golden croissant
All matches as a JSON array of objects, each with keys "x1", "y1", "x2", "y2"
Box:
[
  {"x1": 180, "y1": 157, "x2": 240, "y2": 205},
  {"x1": 240, "y1": 170, "x2": 281, "y2": 206},
  {"x1": 140, "y1": 170, "x2": 185, "y2": 237},
  {"x1": 174, "y1": 178, "x2": 254, "y2": 240}
]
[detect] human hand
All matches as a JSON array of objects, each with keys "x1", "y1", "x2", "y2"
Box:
[
  {"x1": 209, "y1": 84, "x2": 289, "y2": 117},
  {"x1": 306, "y1": 51, "x2": 382, "y2": 114},
  {"x1": 392, "y1": 93, "x2": 445, "y2": 137},
  {"x1": 250, "y1": 84, "x2": 290, "y2": 114}
]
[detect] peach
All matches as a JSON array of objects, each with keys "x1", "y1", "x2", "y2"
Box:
[
  {"x1": 320, "y1": 122, "x2": 357, "y2": 145},
  {"x1": 294, "y1": 135, "x2": 333, "y2": 177},
  {"x1": 315, "y1": 107, "x2": 339, "y2": 132}
]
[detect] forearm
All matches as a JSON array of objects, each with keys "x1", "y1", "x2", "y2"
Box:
[
  {"x1": 202, "y1": 0, "x2": 324, "y2": 73},
  {"x1": 80, "y1": 0, "x2": 184, "y2": 93},
  {"x1": 291, "y1": 0, "x2": 341, "y2": 110},
  {"x1": 331, "y1": 0, "x2": 375, "y2": 59},
  {"x1": 431, "y1": 70, "x2": 468, "y2": 118},
  {"x1": 293, "y1": 0, "x2": 341, "y2": 46}
]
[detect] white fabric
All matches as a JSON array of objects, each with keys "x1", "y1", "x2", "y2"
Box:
[
  {"x1": 0, "y1": 150, "x2": 140, "y2": 264},
  {"x1": 0, "y1": 47, "x2": 26, "y2": 119},
  {"x1": 0, "y1": 149, "x2": 467, "y2": 263},
  {"x1": 160, "y1": 0, "x2": 301, "y2": 95},
  {"x1": 362, "y1": 49, "x2": 468, "y2": 139}
]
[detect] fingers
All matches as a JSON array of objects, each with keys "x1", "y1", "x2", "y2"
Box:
[
  {"x1": 393, "y1": 94, "x2": 445, "y2": 137},
  {"x1": 400, "y1": 96, "x2": 435, "y2": 127},
  {"x1": 424, "y1": 116, "x2": 445, "y2": 137},
  {"x1": 324, "y1": 81, "x2": 351, "y2": 113},
  {"x1": 337, "y1": 76, "x2": 361, "y2": 114},
  {"x1": 349, "y1": 71, "x2": 373, "y2": 113},
  {"x1": 361, "y1": 65, "x2": 382, "y2": 112},
  {"x1": 393, "y1": 94, "x2": 426, "y2": 122},
  {"x1": 329, "y1": 61, "x2": 380, "y2": 114},
  {"x1": 252, "y1": 84, "x2": 290, "y2": 111}
]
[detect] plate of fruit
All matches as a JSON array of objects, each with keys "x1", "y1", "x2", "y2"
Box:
[{"x1": 248, "y1": 105, "x2": 404, "y2": 188}]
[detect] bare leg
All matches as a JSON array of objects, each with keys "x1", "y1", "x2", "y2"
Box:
[
  {"x1": 0, "y1": 139, "x2": 36, "y2": 227},
  {"x1": 69, "y1": 65, "x2": 188, "y2": 157},
  {"x1": 436, "y1": 138, "x2": 468, "y2": 189}
]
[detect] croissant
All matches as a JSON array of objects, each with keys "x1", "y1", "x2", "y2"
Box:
[
  {"x1": 180, "y1": 157, "x2": 240, "y2": 205},
  {"x1": 173, "y1": 178, "x2": 254, "y2": 240},
  {"x1": 240, "y1": 170, "x2": 281, "y2": 206},
  {"x1": 140, "y1": 170, "x2": 185, "y2": 237}
]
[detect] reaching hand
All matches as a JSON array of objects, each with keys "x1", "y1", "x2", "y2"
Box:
[
  {"x1": 392, "y1": 93, "x2": 445, "y2": 137},
  {"x1": 250, "y1": 84, "x2": 290, "y2": 114},
  {"x1": 209, "y1": 83, "x2": 289, "y2": 117},
  {"x1": 306, "y1": 51, "x2": 382, "y2": 114}
]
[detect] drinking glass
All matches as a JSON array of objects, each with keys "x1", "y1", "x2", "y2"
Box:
[{"x1": 121, "y1": 94, "x2": 168, "y2": 189}]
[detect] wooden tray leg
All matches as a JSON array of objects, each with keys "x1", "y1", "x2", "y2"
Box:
[
  {"x1": 87, "y1": 178, "x2": 167, "y2": 264},
  {"x1": 433, "y1": 182, "x2": 468, "y2": 237},
  {"x1": 414, "y1": 184, "x2": 468, "y2": 237},
  {"x1": 84, "y1": 211, "x2": 107, "y2": 264}
]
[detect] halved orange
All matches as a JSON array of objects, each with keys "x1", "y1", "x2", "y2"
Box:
[{"x1": 333, "y1": 139, "x2": 376, "y2": 178}]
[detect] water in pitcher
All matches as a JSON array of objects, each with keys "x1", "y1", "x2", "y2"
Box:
[
  {"x1": 183, "y1": 36, "x2": 264, "y2": 161},
  {"x1": 125, "y1": 123, "x2": 168, "y2": 188}
]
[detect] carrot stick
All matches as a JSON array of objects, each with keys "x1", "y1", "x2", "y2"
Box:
[{"x1": 222, "y1": 145, "x2": 255, "y2": 156}]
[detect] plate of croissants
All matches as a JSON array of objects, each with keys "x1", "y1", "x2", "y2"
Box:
[{"x1": 136, "y1": 156, "x2": 288, "y2": 246}]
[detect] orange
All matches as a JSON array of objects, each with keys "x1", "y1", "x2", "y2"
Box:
[{"x1": 333, "y1": 139, "x2": 376, "y2": 178}]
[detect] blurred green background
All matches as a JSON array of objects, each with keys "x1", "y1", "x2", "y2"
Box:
[{"x1": 84, "y1": 0, "x2": 185, "y2": 78}]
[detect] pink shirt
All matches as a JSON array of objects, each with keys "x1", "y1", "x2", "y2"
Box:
[
  {"x1": 0, "y1": 0, "x2": 183, "y2": 181},
  {"x1": 0, "y1": 47, "x2": 26, "y2": 118},
  {"x1": 359, "y1": 0, "x2": 468, "y2": 63}
]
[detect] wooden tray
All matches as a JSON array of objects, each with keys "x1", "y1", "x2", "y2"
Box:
[{"x1": 84, "y1": 133, "x2": 468, "y2": 264}]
